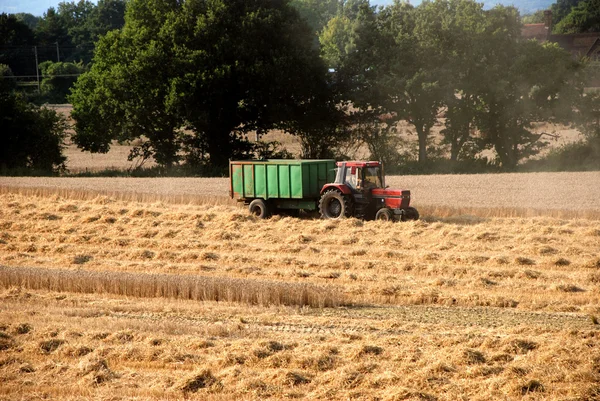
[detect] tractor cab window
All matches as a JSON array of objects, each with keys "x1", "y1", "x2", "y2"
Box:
[
  {"x1": 344, "y1": 166, "x2": 358, "y2": 188},
  {"x1": 363, "y1": 167, "x2": 383, "y2": 189}
]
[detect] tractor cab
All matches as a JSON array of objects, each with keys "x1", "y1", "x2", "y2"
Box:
[{"x1": 334, "y1": 161, "x2": 385, "y2": 193}]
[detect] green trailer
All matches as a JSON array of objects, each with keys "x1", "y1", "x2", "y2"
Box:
[{"x1": 230, "y1": 159, "x2": 336, "y2": 217}]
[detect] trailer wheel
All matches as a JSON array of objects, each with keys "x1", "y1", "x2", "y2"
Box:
[
  {"x1": 319, "y1": 190, "x2": 353, "y2": 219},
  {"x1": 249, "y1": 199, "x2": 271, "y2": 219},
  {"x1": 401, "y1": 207, "x2": 419, "y2": 221},
  {"x1": 375, "y1": 208, "x2": 393, "y2": 221}
]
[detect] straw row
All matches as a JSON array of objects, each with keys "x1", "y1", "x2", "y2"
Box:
[{"x1": 0, "y1": 266, "x2": 343, "y2": 308}]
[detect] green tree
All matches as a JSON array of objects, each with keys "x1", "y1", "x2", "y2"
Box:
[
  {"x1": 554, "y1": 0, "x2": 600, "y2": 34},
  {"x1": 419, "y1": 0, "x2": 488, "y2": 163},
  {"x1": 71, "y1": 0, "x2": 334, "y2": 170},
  {"x1": 35, "y1": 7, "x2": 70, "y2": 47},
  {"x1": 57, "y1": 0, "x2": 95, "y2": 62},
  {"x1": 0, "y1": 68, "x2": 67, "y2": 173},
  {"x1": 40, "y1": 61, "x2": 86, "y2": 103},
  {"x1": 0, "y1": 13, "x2": 36, "y2": 77},
  {"x1": 69, "y1": 1, "x2": 183, "y2": 168},
  {"x1": 474, "y1": 7, "x2": 582, "y2": 170},
  {"x1": 168, "y1": 0, "x2": 335, "y2": 168},
  {"x1": 14, "y1": 13, "x2": 41, "y2": 30},
  {"x1": 0, "y1": 64, "x2": 17, "y2": 92},
  {"x1": 290, "y1": 0, "x2": 340, "y2": 35},
  {"x1": 319, "y1": 0, "x2": 404, "y2": 164},
  {"x1": 58, "y1": 0, "x2": 127, "y2": 64},
  {"x1": 87, "y1": 0, "x2": 127, "y2": 41},
  {"x1": 550, "y1": 0, "x2": 583, "y2": 28}
]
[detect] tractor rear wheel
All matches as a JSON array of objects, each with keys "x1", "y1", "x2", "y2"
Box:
[
  {"x1": 319, "y1": 190, "x2": 353, "y2": 219},
  {"x1": 401, "y1": 207, "x2": 419, "y2": 221},
  {"x1": 249, "y1": 199, "x2": 271, "y2": 219},
  {"x1": 375, "y1": 208, "x2": 393, "y2": 221}
]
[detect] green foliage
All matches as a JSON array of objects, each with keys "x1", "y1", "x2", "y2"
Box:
[
  {"x1": 35, "y1": 7, "x2": 70, "y2": 47},
  {"x1": 523, "y1": 140, "x2": 600, "y2": 171},
  {"x1": 70, "y1": 0, "x2": 336, "y2": 170},
  {"x1": 56, "y1": 0, "x2": 127, "y2": 63},
  {"x1": 554, "y1": 0, "x2": 600, "y2": 34},
  {"x1": 550, "y1": 0, "x2": 583, "y2": 28},
  {"x1": 0, "y1": 86, "x2": 67, "y2": 174},
  {"x1": 0, "y1": 13, "x2": 37, "y2": 77},
  {"x1": 0, "y1": 64, "x2": 17, "y2": 92},
  {"x1": 28, "y1": 0, "x2": 127, "y2": 65},
  {"x1": 14, "y1": 13, "x2": 41, "y2": 30},
  {"x1": 290, "y1": 0, "x2": 340, "y2": 35},
  {"x1": 39, "y1": 61, "x2": 86, "y2": 103}
]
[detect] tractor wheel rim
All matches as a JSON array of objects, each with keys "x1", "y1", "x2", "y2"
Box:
[{"x1": 329, "y1": 199, "x2": 342, "y2": 217}]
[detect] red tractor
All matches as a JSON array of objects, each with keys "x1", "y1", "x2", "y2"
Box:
[
  {"x1": 319, "y1": 161, "x2": 419, "y2": 221},
  {"x1": 230, "y1": 159, "x2": 418, "y2": 221}
]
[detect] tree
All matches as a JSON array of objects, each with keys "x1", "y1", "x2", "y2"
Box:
[
  {"x1": 35, "y1": 7, "x2": 70, "y2": 47},
  {"x1": 550, "y1": 0, "x2": 583, "y2": 29},
  {"x1": 0, "y1": 13, "x2": 36, "y2": 77},
  {"x1": 70, "y1": 8, "x2": 183, "y2": 168},
  {"x1": 554, "y1": 0, "x2": 600, "y2": 34},
  {"x1": 33, "y1": 0, "x2": 127, "y2": 65},
  {"x1": 418, "y1": 0, "x2": 488, "y2": 163},
  {"x1": 58, "y1": 0, "x2": 127, "y2": 64},
  {"x1": 14, "y1": 13, "x2": 41, "y2": 31},
  {"x1": 87, "y1": 0, "x2": 127, "y2": 41},
  {"x1": 474, "y1": 7, "x2": 582, "y2": 170},
  {"x1": 169, "y1": 0, "x2": 336, "y2": 168},
  {"x1": 0, "y1": 66, "x2": 67, "y2": 173},
  {"x1": 0, "y1": 64, "x2": 17, "y2": 92},
  {"x1": 319, "y1": 0, "x2": 406, "y2": 165},
  {"x1": 290, "y1": 0, "x2": 340, "y2": 35},
  {"x1": 71, "y1": 0, "x2": 335, "y2": 170},
  {"x1": 57, "y1": 0, "x2": 96, "y2": 62},
  {"x1": 40, "y1": 61, "x2": 86, "y2": 103}
]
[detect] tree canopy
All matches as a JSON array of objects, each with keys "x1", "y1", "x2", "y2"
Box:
[
  {"x1": 0, "y1": 65, "x2": 67, "y2": 173},
  {"x1": 70, "y1": 0, "x2": 339, "y2": 170},
  {"x1": 554, "y1": 0, "x2": 600, "y2": 33}
]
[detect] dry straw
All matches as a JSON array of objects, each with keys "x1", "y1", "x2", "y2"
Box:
[
  {"x1": 0, "y1": 266, "x2": 343, "y2": 308},
  {"x1": 0, "y1": 185, "x2": 235, "y2": 207}
]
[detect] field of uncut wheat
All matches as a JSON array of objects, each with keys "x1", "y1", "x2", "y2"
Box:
[{"x1": 0, "y1": 180, "x2": 599, "y2": 400}]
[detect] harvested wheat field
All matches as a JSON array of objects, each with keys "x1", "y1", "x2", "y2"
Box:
[{"x1": 0, "y1": 177, "x2": 599, "y2": 400}]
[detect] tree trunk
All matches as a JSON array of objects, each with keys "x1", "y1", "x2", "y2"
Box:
[
  {"x1": 207, "y1": 130, "x2": 232, "y2": 171},
  {"x1": 416, "y1": 124, "x2": 428, "y2": 164},
  {"x1": 450, "y1": 141, "x2": 460, "y2": 162}
]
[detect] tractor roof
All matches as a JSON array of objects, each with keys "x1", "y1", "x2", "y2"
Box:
[{"x1": 336, "y1": 161, "x2": 381, "y2": 168}]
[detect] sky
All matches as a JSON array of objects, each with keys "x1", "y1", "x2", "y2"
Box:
[{"x1": 0, "y1": 0, "x2": 552, "y2": 17}]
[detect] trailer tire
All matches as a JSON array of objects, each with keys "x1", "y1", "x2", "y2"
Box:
[
  {"x1": 319, "y1": 190, "x2": 353, "y2": 219},
  {"x1": 375, "y1": 208, "x2": 393, "y2": 221},
  {"x1": 249, "y1": 199, "x2": 271, "y2": 219},
  {"x1": 401, "y1": 207, "x2": 419, "y2": 221}
]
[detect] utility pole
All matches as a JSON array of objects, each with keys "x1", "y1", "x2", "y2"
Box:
[
  {"x1": 34, "y1": 46, "x2": 40, "y2": 93},
  {"x1": 55, "y1": 42, "x2": 60, "y2": 62}
]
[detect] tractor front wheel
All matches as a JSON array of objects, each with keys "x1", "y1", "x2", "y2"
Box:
[
  {"x1": 319, "y1": 190, "x2": 353, "y2": 219},
  {"x1": 375, "y1": 208, "x2": 393, "y2": 221},
  {"x1": 401, "y1": 207, "x2": 419, "y2": 221},
  {"x1": 249, "y1": 199, "x2": 271, "y2": 219}
]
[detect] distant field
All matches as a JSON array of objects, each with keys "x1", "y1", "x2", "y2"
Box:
[
  {"x1": 0, "y1": 181, "x2": 599, "y2": 400},
  {"x1": 2, "y1": 171, "x2": 600, "y2": 218}
]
